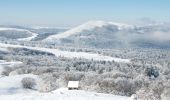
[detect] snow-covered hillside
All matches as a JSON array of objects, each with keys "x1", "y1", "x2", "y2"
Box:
[
  {"x1": 0, "y1": 27, "x2": 38, "y2": 41},
  {"x1": 45, "y1": 20, "x2": 133, "y2": 40},
  {"x1": 0, "y1": 43, "x2": 130, "y2": 63}
]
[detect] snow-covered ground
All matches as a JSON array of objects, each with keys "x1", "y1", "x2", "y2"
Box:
[
  {"x1": 46, "y1": 20, "x2": 133, "y2": 40},
  {"x1": 0, "y1": 74, "x2": 38, "y2": 95},
  {"x1": 0, "y1": 43, "x2": 130, "y2": 63},
  {"x1": 17, "y1": 32, "x2": 38, "y2": 41},
  {"x1": 0, "y1": 27, "x2": 38, "y2": 41},
  {"x1": 0, "y1": 60, "x2": 37, "y2": 95},
  {"x1": 0, "y1": 87, "x2": 129, "y2": 100},
  {"x1": 0, "y1": 60, "x2": 22, "y2": 67}
]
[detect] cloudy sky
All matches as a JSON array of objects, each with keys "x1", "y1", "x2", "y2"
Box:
[{"x1": 0, "y1": 0, "x2": 169, "y2": 27}]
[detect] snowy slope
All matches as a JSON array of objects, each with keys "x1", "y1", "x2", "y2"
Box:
[
  {"x1": 0, "y1": 74, "x2": 38, "y2": 95},
  {"x1": 0, "y1": 88, "x2": 129, "y2": 100},
  {"x1": 0, "y1": 61, "x2": 36, "y2": 95},
  {"x1": 0, "y1": 43, "x2": 130, "y2": 63},
  {"x1": 45, "y1": 20, "x2": 133, "y2": 40},
  {"x1": 0, "y1": 27, "x2": 38, "y2": 41}
]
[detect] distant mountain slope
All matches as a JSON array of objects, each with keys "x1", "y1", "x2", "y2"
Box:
[
  {"x1": 46, "y1": 20, "x2": 133, "y2": 40},
  {"x1": 31, "y1": 27, "x2": 68, "y2": 41},
  {"x1": 0, "y1": 26, "x2": 68, "y2": 41},
  {"x1": 45, "y1": 21, "x2": 170, "y2": 49},
  {"x1": 0, "y1": 27, "x2": 38, "y2": 41}
]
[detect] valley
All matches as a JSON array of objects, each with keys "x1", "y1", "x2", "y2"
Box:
[{"x1": 0, "y1": 21, "x2": 170, "y2": 100}]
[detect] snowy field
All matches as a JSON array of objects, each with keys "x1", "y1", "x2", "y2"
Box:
[
  {"x1": 0, "y1": 87, "x2": 129, "y2": 100},
  {"x1": 0, "y1": 43, "x2": 130, "y2": 63},
  {"x1": 0, "y1": 74, "x2": 38, "y2": 95}
]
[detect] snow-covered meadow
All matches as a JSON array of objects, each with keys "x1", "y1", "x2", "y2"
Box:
[{"x1": 0, "y1": 43, "x2": 130, "y2": 63}]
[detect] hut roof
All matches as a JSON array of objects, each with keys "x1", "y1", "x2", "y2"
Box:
[{"x1": 68, "y1": 81, "x2": 79, "y2": 88}]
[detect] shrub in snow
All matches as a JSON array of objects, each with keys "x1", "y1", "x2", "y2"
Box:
[
  {"x1": 63, "y1": 72, "x2": 84, "y2": 82},
  {"x1": 65, "y1": 66, "x2": 70, "y2": 71},
  {"x1": 112, "y1": 72, "x2": 128, "y2": 79},
  {"x1": 151, "y1": 81, "x2": 164, "y2": 99},
  {"x1": 136, "y1": 87, "x2": 159, "y2": 100},
  {"x1": 38, "y1": 80, "x2": 57, "y2": 92},
  {"x1": 133, "y1": 74, "x2": 150, "y2": 89},
  {"x1": 161, "y1": 87, "x2": 170, "y2": 100},
  {"x1": 98, "y1": 68, "x2": 105, "y2": 74},
  {"x1": 14, "y1": 68, "x2": 25, "y2": 75},
  {"x1": 98, "y1": 78, "x2": 116, "y2": 93},
  {"x1": 145, "y1": 67, "x2": 159, "y2": 78},
  {"x1": 1, "y1": 67, "x2": 13, "y2": 76},
  {"x1": 9, "y1": 70, "x2": 19, "y2": 76},
  {"x1": 37, "y1": 73, "x2": 57, "y2": 92},
  {"x1": 21, "y1": 77, "x2": 36, "y2": 89},
  {"x1": 114, "y1": 78, "x2": 135, "y2": 96}
]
